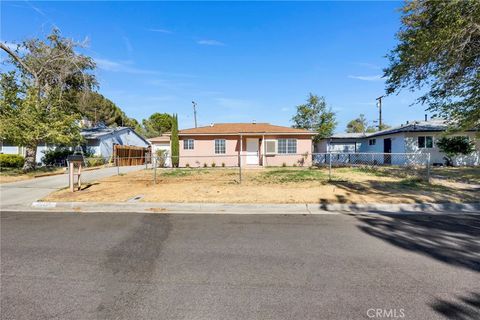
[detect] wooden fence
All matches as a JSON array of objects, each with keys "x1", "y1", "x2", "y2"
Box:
[{"x1": 113, "y1": 145, "x2": 150, "y2": 166}]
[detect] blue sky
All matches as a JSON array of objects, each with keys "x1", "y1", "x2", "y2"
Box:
[{"x1": 2, "y1": 1, "x2": 430, "y2": 131}]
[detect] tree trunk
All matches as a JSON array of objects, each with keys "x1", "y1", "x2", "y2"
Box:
[{"x1": 22, "y1": 146, "x2": 37, "y2": 172}]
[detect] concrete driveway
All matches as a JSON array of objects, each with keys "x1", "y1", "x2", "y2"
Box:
[
  {"x1": 0, "y1": 166, "x2": 145, "y2": 208},
  {"x1": 1, "y1": 211, "x2": 479, "y2": 319}
]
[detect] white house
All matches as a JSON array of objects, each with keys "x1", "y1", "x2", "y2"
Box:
[
  {"x1": 148, "y1": 133, "x2": 171, "y2": 167},
  {"x1": 1, "y1": 126, "x2": 150, "y2": 164},
  {"x1": 316, "y1": 119, "x2": 479, "y2": 166},
  {"x1": 81, "y1": 126, "x2": 150, "y2": 158}
]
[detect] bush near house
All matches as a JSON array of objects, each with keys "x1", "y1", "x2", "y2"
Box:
[
  {"x1": 42, "y1": 147, "x2": 73, "y2": 166},
  {"x1": 0, "y1": 154, "x2": 25, "y2": 168}
]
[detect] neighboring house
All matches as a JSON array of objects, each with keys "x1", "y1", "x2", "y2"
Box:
[
  {"x1": 1, "y1": 126, "x2": 149, "y2": 164},
  {"x1": 316, "y1": 119, "x2": 479, "y2": 166},
  {"x1": 81, "y1": 126, "x2": 150, "y2": 159},
  {"x1": 177, "y1": 122, "x2": 316, "y2": 167},
  {"x1": 149, "y1": 133, "x2": 171, "y2": 167},
  {"x1": 315, "y1": 132, "x2": 365, "y2": 153}
]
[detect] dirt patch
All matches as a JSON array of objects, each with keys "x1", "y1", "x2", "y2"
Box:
[
  {"x1": 43, "y1": 167, "x2": 479, "y2": 204},
  {"x1": 0, "y1": 167, "x2": 65, "y2": 184}
]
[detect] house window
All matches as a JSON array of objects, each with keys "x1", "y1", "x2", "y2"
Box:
[
  {"x1": 278, "y1": 139, "x2": 297, "y2": 154},
  {"x1": 418, "y1": 136, "x2": 433, "y2": 148},
  {"x1": 369, "y1": 139, "x2": 376, "y2": 146},
  {"x1": 265, "y1": 140, "x2": 277, "y2": 154},
  {"x1": 183, "y1": 139, "x2": 194, "y2": 150},
  {"x1": 215, "y1": 139, "x2": 226, "y2": 154}
]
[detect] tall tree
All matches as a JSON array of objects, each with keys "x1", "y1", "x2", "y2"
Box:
[
  {"x1": 291, "y1": 93, "x2": 336, "y2": 142},
  {"x1": 384, "y1": 0, "x2": 480, "y2": 131},
  {"x1": 0, "y1": 30, "x2": 96, "y2": 171},
  {"x1": 346, "y1": 114, "x2": 369, "y2": 133},
  {"x1": 142, "y1": 113, "x2": 173, "y2": 138},
  {"x1": 170, "y1": 113, "x2": 179, "y2": 168},
  {"x1": 79, "y1": 92, "x2": 136, "y2": 128}
]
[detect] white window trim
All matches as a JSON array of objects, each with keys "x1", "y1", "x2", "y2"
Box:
[
  {"x1": 418, "y1": 136, "x2": 434, "y2": 149},
  {"x1": 214, "y1": 139, "x2": 226, "y2": 154},
  {"x1": 183, "y1": 139, "x2": 194, "y2": 150},
  {"x1": 369, "y1": 139, "x2": 376, "y2": 146},
  {"x1": 278, "y1": 138, "x2": 297, "y2": 154},
  {"x1": 264, "y1": 139, "x2": 277, "y2": 155}
]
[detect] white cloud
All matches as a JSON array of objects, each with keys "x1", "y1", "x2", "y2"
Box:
[
  {"x1": 95, "y1": 58, "x2": 158, "y2": 75},
  {"x1": 148, "y1": 28, "x2": 172, "y2": 34},
  {"x1": 348, "y1": 74, "x2": 383, "y2": 81},
  {"x1": 197, "y1": 39, "x2": 225, "y2": 46},
  {"x1": 123, "y1": 36, "x2": 133, "y2": 55}
]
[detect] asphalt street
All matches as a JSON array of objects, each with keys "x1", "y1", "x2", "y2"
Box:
[{"x1": 1, "y1": 211, "x2": 479, "y2": 320}]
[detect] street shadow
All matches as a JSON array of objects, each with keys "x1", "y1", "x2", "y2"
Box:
[
  {"x1": 430, "y1": 292, "x2": 480, "y2": 320},
  {"x1": 355, "y1": 214, "x2": 480, "y2": 272},
  {"x1": 325, "y1": 179, "x2": 477, "y2": 204}
]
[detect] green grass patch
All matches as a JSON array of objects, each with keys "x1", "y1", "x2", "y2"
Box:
[
  {"x1": 0, "y1": 166, "x2": 62, "y2": 177},
  {"x1": 161, "y1": 169, "x2": 193, "y2": 177},
  {"x1": 257, "y1": 168, "x2": 328, "y2": 183}
]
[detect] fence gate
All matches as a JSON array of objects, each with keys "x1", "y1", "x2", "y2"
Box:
[{"x1": 113, "y1": 145, "x2": 150, "y2": 166}]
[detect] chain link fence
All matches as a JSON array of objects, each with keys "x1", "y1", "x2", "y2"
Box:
[
  {"x1": 312, "y1": 152, "x2": 431, "y2": 181},
  {"x1": 66, "y1": 152, "x2": 432, "y2": 189}
]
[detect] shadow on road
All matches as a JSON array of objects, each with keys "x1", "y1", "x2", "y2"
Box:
[
  {"x1": 354, "y1": 214, "x2": 480, "y2": 272},
  {"x1": 430, "y1": 292, "x2": 480, "y2": 320}
]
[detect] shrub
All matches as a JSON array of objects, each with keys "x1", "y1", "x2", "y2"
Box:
[
  {"x1": 42, "y1": 147, "x2": 73, "y2": 166},
  {"x1": 0, "y1": 154, "x2": 25, "y2": 168},
  {"x1": 155, "y1": 149, "x2": 167, "y2": 168},
  {"x1": 221, "y1": 162, "x2": 225, "y2": 167},
  {"x1": 436, "y1": 136, "x2": 475, "y2": 166},
  {"x1": 211, "y1": 162, "x2": 216, "y2": 167},
  {"x1": 86, "y1": 157, "x2": 106, "y2": 167},
  {"x1": 293, "y1": 163, "x2": 297, "y2": 167},
  {"x1": 185, "y1": 163, "x2": 190, "y2": 168},
  {"x1": 282, "y1": 162, "x2": 287, "y2": 167},
  {"x1": 203, "y1": 162, "x2": 208, "y2": 168}
]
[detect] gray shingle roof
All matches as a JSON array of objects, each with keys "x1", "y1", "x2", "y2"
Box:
[
  {"x1": 326, "y1": 119, "x2": 469, "y2": 140},
  {"x1": 367, "y1": 119, "x2": 448, "y2": 137},
  {"x1": 80, "y1": 127, "x2": 131, "y2": 140}
]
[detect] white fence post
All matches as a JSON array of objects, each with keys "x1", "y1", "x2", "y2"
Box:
[
  {"x1": 328, "y1": 152, "x2": 332, "y2": 181},
  {"x1": 427, "y1": 153, "x2": 431, "y2": 182}
]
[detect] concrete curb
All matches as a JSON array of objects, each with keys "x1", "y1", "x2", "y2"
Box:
[{"x1": 7, "y1": 201, "x2": 477, "y2": 215}]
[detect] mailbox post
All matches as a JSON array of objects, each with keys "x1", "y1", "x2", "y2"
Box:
[{"x1": 67, "y1": 155, "x2": 84, "y2": 192}]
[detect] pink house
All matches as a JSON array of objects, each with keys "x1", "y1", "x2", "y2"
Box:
[{"x1": 177, "y1": 123, "x2": 315, "y2": 167}]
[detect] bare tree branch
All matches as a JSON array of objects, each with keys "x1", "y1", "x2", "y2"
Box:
[{"x1": 0, "y1": 42, "x2": 38, "y2": 86}]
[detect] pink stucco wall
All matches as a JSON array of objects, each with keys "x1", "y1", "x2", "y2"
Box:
[{"x1": 178, "y1": 135, "x2": 313, "y2": 167}]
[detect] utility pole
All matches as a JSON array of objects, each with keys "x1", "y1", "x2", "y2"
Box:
[
  {"x1": 376, "y1": 95, "x2": 384, "y2": 130},
  {"x1": 192, "y1": 101, "x2": 198, "y2": 128}
]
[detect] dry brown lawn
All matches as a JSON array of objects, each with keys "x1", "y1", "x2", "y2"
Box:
[
  {"x1": 0, "y1": 167, "x2": 65, "y2": 184},
  {"x1": 43, "y1": 167, "x2": 479, "y2": 204}
]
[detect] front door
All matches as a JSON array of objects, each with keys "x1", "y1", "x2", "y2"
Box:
[
  {"x1": 383, "y1": 138, "x2": 392, "y2": 164},
  {"x1": 246, "y1": 138, "x2": 259, "y2": 165}
]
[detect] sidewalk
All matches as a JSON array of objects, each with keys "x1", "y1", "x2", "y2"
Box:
[
  {"x1": 20, "y1": 201, "x2": 480, "y2": 215},
  {"x1": 0, "y1": 166, "x2": 145, "y2": 208}
]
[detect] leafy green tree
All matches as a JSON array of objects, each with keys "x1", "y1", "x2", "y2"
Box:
[
  {"x1": 436, "y1": 136, "x2": 475, "y2": 166},
  {"x1": 170, "y1": 114, "x2": 179, "y2": 167},
  {"x1": 384, "y1": 0, "x2": 480, "y2": 131},
  {"x1": 0, "y1": 30, "x2": 96, "y2": 171},
  {"x1": 291, "y1": 93, "x2": 336, "y2": 142},
  {"x1": 142, "y1": 113, "x2": 173, "y2": 138},
  {"x1": 79, "y1": 92, "x2": 135, "y2": 127},
  {"x1": 346, "y1": 114, "x2": 368, "y2": 133}
]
